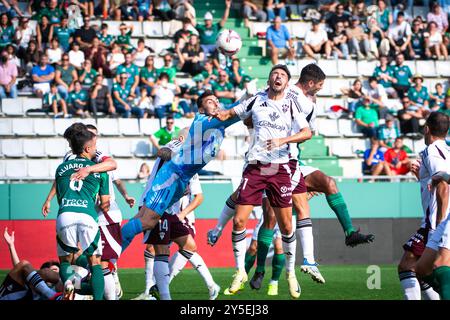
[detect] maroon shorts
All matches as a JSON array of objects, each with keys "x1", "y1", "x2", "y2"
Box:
[
  {"x1": 100, "y1": 223, "x2": 122, "y2": 260},
  {"x1": 403, "y1": 227, "x2": 430, "y2": 257},
  {"x1": 289, "y1": 159, "x2": 307, "y2": 195},
  {"x1": 145, "y1": 213, "x2": 193, "y2": 245},
  {"x1": 0, "y1": 275, "x2": 33, "y2": 300},
  {"x1": 236, "y1": 162, "x2": 293, "y2": 208}
]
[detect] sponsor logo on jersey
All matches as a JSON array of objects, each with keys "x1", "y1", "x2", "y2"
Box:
[
  {"x1": 256, "y1": 120, "x2": 286, "y2": 131},
  {"x1": 269, "y1": 112, "x2": 280, "y2": 122},
  {"x1": 61, "y1": 198, "x2": 89, "y2": 208}
]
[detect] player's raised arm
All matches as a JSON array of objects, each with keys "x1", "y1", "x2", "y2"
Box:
[
  {"x1": 114, "y1": 178, "x2": 135, "y2": 208},
  {"x1": 42, "y1": 181, "x2": 57, "y2": 217},
  {"x1": 72, "y1": 157, "x2": 117, "y2": 181},
  {"x1": 3, "y1": 227, "x2": 19, "y2": 267}
]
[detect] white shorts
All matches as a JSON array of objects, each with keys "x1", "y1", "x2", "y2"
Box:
[
  {"x1": 56, "y1": 212, "x2": 102, "y2": 257},
  {"x1": 426, "y1": 218, "x2": 450, "y2": 251},
  {"x1": 299, "y1": 165, "x2": 319, "y2": 178},
  {"x1": 33, "y1": 82, "x2": 51, "y2": 95}
]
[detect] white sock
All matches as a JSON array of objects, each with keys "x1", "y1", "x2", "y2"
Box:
[
  {"x1": 103, "y1": 268, "x2": 117, "y2": 300},
  {"x1": 188, "y1": 251, "x2": 216, "y2": 288},
  {"x1": 154, "y1": 255, "x2": 171, "y2": 300},
  {"x1": 232, "y1": 229, "x2": 247, "y2": 272},
  {"x1": 399, "y1": 271, "x2": 421, "y2": 300},
  {"x1": 169, "y1": 251, "x2": 188, "y2": 283},
  {"x1": 26, "y1": 271, "x2": 56, "y2": 299},
  {"x1": 281, "y1": 232, "x2": 297, "y2": 274},
  {"x1": 420, "y1": 282, "x2": 440, "y2": 300},
  {"x1": 144, "y1": 249, "x2": 155, "y2": 292},
  {"x1": 214, "y1": 196, "x2": 236, "y2": 234},
  {"x1": 297, "y1": 218, "x2": 315, "y2": 264},
  {"x1": 269, "y1": 279, "x2": 278, "y2": 285}
]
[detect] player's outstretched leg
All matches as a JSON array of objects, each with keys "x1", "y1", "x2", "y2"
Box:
[
  {"x1": 398, "y1": 250, "x2": 421, "y2": 300},
  {"x1": 122, "y1": 206, "x2": 161, "y2": 252},
  {"x1": 245, "y1": 239, "x2": 258, "y2": 275},
  {"x1": 101, "y1": 261, "x2": 117, "y2": 300},
  {"x1": 133, "y1": 245, "x2": 157, "y2": 300},
  {"x1": 305, "y1": 170, "x2": 375, "y2": 246},
  {"x1": 250, "y1": 228, "x2": 273, "y2": 290},
  {"x1": 208, "y1": 193, "x2": 238, "y2": 246},
  {"x1": 268, "y1": 238, "x2": 285, "y2": 296},
  {"x1": 154, "y1": 250, "x2": 171, "y2": 300}
]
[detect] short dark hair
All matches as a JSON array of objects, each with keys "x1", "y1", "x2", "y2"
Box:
[
  {"x1": 40, "y1": 260, "x2": 60, "y2": 270},
  {"x1": 166, "y1": 115, "x2": 174, "y2": 122},
  {"x1": 86, "y1": 124, "x2": 97, "y2": 132},
  {"x1": 63, "y1": 122, "x2": 87, "y2": 141},
  {"x1": 397, "y1": 11, "x2": 405, "y2": 17},
  {"x1": 70, "y1": 129, "x2": 96, "y2": 155},
  {"x1": 368, "y1": 76, "x2": 377, "y2": 83},
  {"x1": 197, "y1": 90, "x2": 215, "y2": 110},
  {"x1": 425, "y1": 112, "x2": 450, "y2": 138},
  {"x1": 270, "y1": 64, "x2": 291, "y2": 80},
  {"x1": 159, "y1": 72, "x2": 169, "y2": 81},
  {"x1": 298, "y1": 63, "x2": 326, "y2": 84}
]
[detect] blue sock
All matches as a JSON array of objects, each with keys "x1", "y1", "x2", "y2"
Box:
[{"x1": 121, "y1": 218, "x2": 143, "y2": 252}]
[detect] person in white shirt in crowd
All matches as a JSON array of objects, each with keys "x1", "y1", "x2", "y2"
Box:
[
  {"x1": 107, "y1": 43, "x2": 125, "y2": 74},
  {"x1": 46, "y1": 37, "x2": 63, "y2": 66},
  {"x1": 68, "y1": 41, "x2": 85, "y2": 71},
  {"x1": 303, "y1": 19, "x2": 332, "y2": 60},
  {"x1": 133, "y1": 38, "x2": 152, "y2": 68},
  {"x1": 151, "y1": 72, "x2": 182, "y2": 119},
  {"x1": 387, "y1": 11, "x2": 412, "y2": 59},
  {"x1": 427, "y1": 21, "x2": 448, "y2": 60}
]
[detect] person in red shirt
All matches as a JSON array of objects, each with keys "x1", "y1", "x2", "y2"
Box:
[{"x1": 384, "y1": 137, "x2": 411, "y2": 175}]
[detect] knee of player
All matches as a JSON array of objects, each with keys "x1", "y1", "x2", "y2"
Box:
[
  {"x1": 326, "y1": 176, "x2": 338, "y2": 194},
  {"x1": 248, "y1": 241, "x2": 258, "y2": 255},
  {"x1": 232, "y1": 216, "x2": 246, "y2": 230}
]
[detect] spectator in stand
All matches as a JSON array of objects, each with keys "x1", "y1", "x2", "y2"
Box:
[
  {"x1": 213, "y1": 69, "x2": 235, "y2": 107},
  {"x1": 397, "y1": 96, "x2": 424, "y2": 136},
  {"x1": 193, "y1": 0, "x2": 231, "y2": 57},
  {"x1": 355, "y1": 96, "x2": 379, "y2": 138},
  {"x1": 264, "y1": 0, "x2": 287, "y2": 22},
  {"x1": 90, "y1": 74, "x2": 115, "y2": 118},
  {"x1": 138, "y1": 162, "x2": 150, "y2": 182},
  {"x1": 329, "y1": 22, "x2": 350, "y2": 60},
  {"x1": 78, "y1": 0, "x2": 95, "y2": 20},
  {"x1": 427, "y1": 2, "x2": 448, "y2": 34},
  {"x1": 79, "y1": 59, "x2": 98, "y2": 90},
  {"x1": 0, "y1": 50, "x2": 17, "y2": 98},
  {"x1": 346, "y1": 15, "x2": 373, "y2": 60},
  {"x1": 387, "y1": 11, "x2": 412, "y2": 59},
  {"x1": 201, "y1": 59, "x2": 219, "y2": 86},
  {"x1": 351, "y1": 0, "x2": 368, "y2": 26},
  {"x1": 5, "y1": 44, "x2": 20, "y2": 72},
  {"x1": 137, "y1": 0, "x2": 153, "y2": 22},
  {"x1": 226, "y1": 58, "x2": 252, "y2": 90},
  {"x1": 152, "y1": 0, "x2": 176, "y2": 21},
  {"x1": 39, "y1": 0, "x2": 64, "y2": 25},
  {"x1": 31, "y1": 54, "x2": 55, "y2": 98},
  {"x1": 430, "y1": 83, "x2": 445, "y2": 110},
  {"x1": 367, "y1": 16, "x2": 389, "y2": 59},
  {"x1": 98, "y1": 23, "x2": 115, "y2": 49},
  {"x1": 134, "y1": 38, "x2": 152, "y2": 68},
  {"x1": 151, "y1": 72, "x2": 182, "y2": 119},
  {"x1": 157, "y1": 53, "x2": 177, "y2": 83},
  {"x1": 384, "y1": 137, "x2": 411, "y2": 176},
  {"x1": 174, "y1": 17, "x2": 196, "y2": 54},
  {"x1": 372, "y1": 55, "x2": 397, "y2": 98},
  {"x1": 43, "y1": 82, "x2": 69, "y2": 118},
  {"x1": 440, "y1": 96, "x2": 450, "y2": 117},
  {"x1": 428, "y1": 21, "x2": 448, "y2": 60},
  {"x1": 327, "y1": 3, "x2": 351, "y2": 30},
  {"x1": 362, "y1": 137, "x2": 392, "y2": 177},
  {"x1": 67, "y1": 80, "x2": 90, "y2": 118},
  {"x1": 116, "y1": 52, "x2": 140, "y2": 95},
  {"x1": 392, "y1": 53, "x2": 412, "y2": 98},
  {"x1": 68, "y1": 41, "x2": 85, "y2": 71},
  {"x1": 408, "y1": 18, "x2": 431, "y2": 60},
  {"x1": 118, "y1": 0, "x2": 138, "y2": 21},
  {"x1": 366, "y1": 76, "x2": 388, "y2": 119},
  {"x1": 116, "y1": 23, "x2": 134, "y2": 53},
  {"x1": 85, "y1": 37, "x2": 108, "y2": 76},
  {"x1": 51, "y1": 16, "x2": 73, "y2": 53},
  {"x1": 135, "y1": 87, "x2": 154, "y2": 118},
  {"x1": 112, "y1": 72, "x2": 143, "y2": 118},
  {"x1": 36, "y1": 15, "x2": 51, "y2": 52},
  {"x1": 266, "y1": 16, "x2": 296, "y2": 65},
  {"x1": 74, "y1": 16, "x2": 97, "y2": 52},
  {"x1": 0, "y1": 13, "x2": 14, "y2": 50},
  {"x1": 183, "y1": 74, "x2": 206, "y2": 113},
  {"x1": 179, "y1": 34, "x2": 204, "y2": 76},
  {"x1": 241, "y1": 0, "x2": 267, "y2": 27},
  {"x1": 303, "y1": 20, "x2": 332, "y2": 60},
  {"x1": 377, "y1": 116, "x2": 400, "y2": 150},
  {"x1": 46, "y1": 37, "x2": 63, "y2": 66},
  {"x1": 14, "y1": 17, "x2": 36, "y2": 57},
  {"x1": 140, "y1": 55, "x2": 158, "y2": 92},
  {"x1": 21, "y1": 40, "x2": 40, "y2": 76},
  {"x1": 107, "y1": 43, "x2": 125, "y2": 75},
  {"x1": 149, "y1": 115, "x2": 180, "y2": 150},
  {"x1": 0, "y1": 0, "x2": 23, "y2": 18},
  {"x1": 407, "y1": 74, "x2": 430, "y2": 111},
  {"x1": 375, "y1": 0, "x2": 392, "y2": 33},
  {"x1": 55, "y1": 53, "x2": 78, "y2": 100},
  {"x1": 341, "y1": 78, "x2": 364, "y2": 114}
]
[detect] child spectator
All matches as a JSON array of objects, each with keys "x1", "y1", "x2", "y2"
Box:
[
  {"x1": 43, "y1": 82, "x2": 69, "y2": 118},
  {"x1": 384, "y1": 137, "x2": 411, "y2": 175},
  {"x1": 430, "y1": 83, "x2": 445, "y2": 111},
  {"x1": 68, "y1": 80, "x2": 89, "y2": 118}
]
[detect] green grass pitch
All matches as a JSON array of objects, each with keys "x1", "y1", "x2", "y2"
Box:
[{"x1": 0, "y1": 265, "x2": 402, "y2": 300}]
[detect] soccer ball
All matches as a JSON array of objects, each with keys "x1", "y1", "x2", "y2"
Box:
[{"x1": 216, "y1": 29, "x2": 242, "y2": 56}]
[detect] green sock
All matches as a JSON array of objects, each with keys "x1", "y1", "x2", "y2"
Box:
[
  {"x1": 326, "y1": 192, "x2": 355, "y2": 236},
  {"x1": 434, "y1": 266, "x2": 450, "y2": 300},
  {"x1": 271, "y1": 253, "x2": 285, "y2": 281},
  {"x1": 256, "y1": 228, "x2": 274, "y2": 273},
  {"x1": 75, "y1": 254, "x2": 89, "y2": 269},
  {"x1": 90, "y1": 265, "x2": 105, "y2": 300},
  {"x1": 59, "y1": 261, "x2": 75, "y2": 283},
  {"x1": 78, "y1": 283, "x2": 93, "y2": 295},
  {"x1": 245, "y1": 252, "x2": 256, "y2": 274}
]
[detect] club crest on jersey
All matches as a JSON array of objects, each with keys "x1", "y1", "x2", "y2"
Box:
[
  {"x1": 269, "y1": 112, "x2": 280, "y2": 122},
  {"x1": 159, "y1": 232, "x2": 165, "y2": 240},
  {"x1": 282, "y1": 103, "x2": 289, "y2": 113}
]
